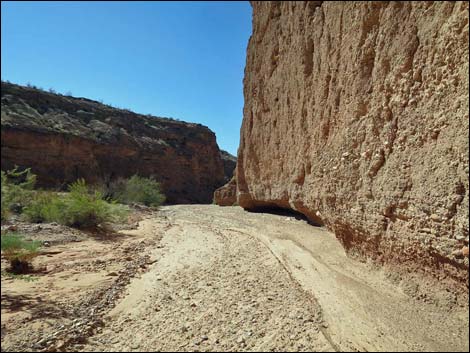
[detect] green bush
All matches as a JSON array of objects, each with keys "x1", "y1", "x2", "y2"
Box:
[
  {"x1": 22, "y1": 192, "x2": 62, "y2": 223},
  {"x1": 1, "y1": 189, "x2": 8, "y2": 221},
  {"x1": 23, "y1": 179, "x2": 128, "y2": 228},
  {"x1": 1, "y1": 233, "x2": 41, "y2": 273},
  {"x1": 60, "y1": 179, "x2": 110, "y2": 228},
  {"x1": 98, "y1": 178, "x2": 127, "y2": 202},
  {"x1": 1, "y1": 167, "x2": 37, "y2": 219},
  {"x1": 2, "y1": 167, "x2": 130, "y2": 228},
  {"x1": 114, "y1": 175, "x2": 165, "y2": 208}
]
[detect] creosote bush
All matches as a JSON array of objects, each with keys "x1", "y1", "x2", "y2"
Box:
[
  {"x1": 1, "y1": 233, "x2": 41, "y2": 273},
  {"x1": 61, "y1": 179, "x2": 129, "y2": 228},
  {"x1": 1, "y1": 166, "x2": 36, "y2": 220},
  {"x1": 2, "y1": 166, "x2": 161, "y2": 229},
  {"x1": 22, "y1": 191, "x2": 62, "y2": 224},
  {"x1": 23, "y1": 179, "x2": 129, "y2": 229},
  {"x1": 1, "y1": 189, "x2": 8, "y2": 222},
  {"x1": 106, "y1": 175, "x2": 165, "y2": 208}
]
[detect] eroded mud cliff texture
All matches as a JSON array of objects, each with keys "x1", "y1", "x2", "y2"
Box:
[
  {"x1": 1, "y1": 82, "x2": 226, "y2": 203},
  {"x1": 236, "y1": 2, "x2": 469, "y2": 286}
]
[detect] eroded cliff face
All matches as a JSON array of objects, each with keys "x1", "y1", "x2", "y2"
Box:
[
  {"x1": 236, "y1": 2, "x2": 469, "y2": 286},
  {"x1": 214, "y1": 176, "x2": 237, "y2": 206},
  {"x1": 219, "y1": 150, "x2": 237, "y2": 183},
  {"x1": 1, "y1": 82, "x2": 226, "y2": 204}
]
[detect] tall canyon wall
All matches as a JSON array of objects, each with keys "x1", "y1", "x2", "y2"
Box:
[
  {"x1": 232, "y1": 1, "x2": 469, "y2": 287},
  {"x1": 1, "y1": 82, "x2": 228, "y2": 204}
]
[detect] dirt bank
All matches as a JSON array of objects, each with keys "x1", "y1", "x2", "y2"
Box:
[
  {"x1": 2, "y1": 205, "x2": 468, "y2": 352},
  {"x1": 75, "y1": 205, "x2": 468, "y2": 352}
]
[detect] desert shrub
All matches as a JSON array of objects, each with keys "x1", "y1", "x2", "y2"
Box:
[
  {"x1": 61, "y1": 179, "x2": 128, "y2": 228},
  {"x1": 114, "y1": 175, "x2": 165, "y2": 208},
  {"x1": 106, "y1": 202, "x2": 130, "y2": 223},
  {"x1": 60, "y1": 179, "x2": 107, "y2": 227},
  {"x1": 1, "y1": 167, "x2": 37, "y2": 218},
  {"x1": 23, "y1": 179, "x2": 128, "y2": 228},
  {"x1": 1, "y1": 175, "x2": 8, "y2": 221},
  {"x1": 1, "y1": 168, "x2": 129, "y2": 228},
  {"x1": 1, "y1": 199, "x2": 8, "y2": 221},
  {"x1": 97, "y1": 178, "x2": 127, "y2": 202},
  {"x1": 1, "y1": 233, "x2": 41, "y2": 273},
  {"x1": 22, "y1": 191, "x2": 62, "y2": 223}
]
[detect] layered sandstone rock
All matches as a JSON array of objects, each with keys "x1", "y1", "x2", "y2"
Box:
[
  {"x1": 220, "y1": 150, "x2": 237, "y2": 182},
  {"x1": 219, "y1": 150, "x2": 237, "y2": 183},
  {"x1": 235, "y1": 2, "x2": 469, "y2": 286},
  {"x1": 1, "y1": 82, "x2": 227, "y2": 203},
  {"x1": 214, "y1": 176, "x2": 237, "y2": 206}
]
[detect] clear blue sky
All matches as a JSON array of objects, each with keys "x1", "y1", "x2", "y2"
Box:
[{"x1": 1, "y1": 1, "x2": 252, "y2": 155}]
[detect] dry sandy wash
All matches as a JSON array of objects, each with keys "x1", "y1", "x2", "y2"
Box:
[
  {"x1": 1, "y1": 205, "x2": 468, "y2": 351},
  {"x1": 68, "y1": 205, "x2": 468, "y2": 352}
]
